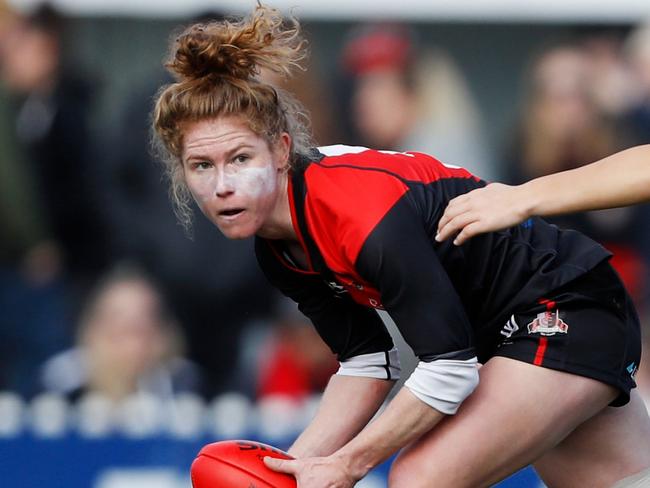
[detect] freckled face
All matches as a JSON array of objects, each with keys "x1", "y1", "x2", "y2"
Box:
[{"x1": 181, "y1": 116, "x2": 289, "y2": 239}]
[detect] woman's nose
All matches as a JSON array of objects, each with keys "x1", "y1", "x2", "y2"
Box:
[{"x1": 215, "y1": 169, "x2": 235, "y2": 197}]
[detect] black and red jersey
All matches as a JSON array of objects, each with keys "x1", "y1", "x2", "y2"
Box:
[{"x1": 255, "y1": 145, "x2": 611, "y2": 364}]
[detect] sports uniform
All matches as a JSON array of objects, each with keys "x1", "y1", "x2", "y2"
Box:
[{"x1": 255, "y1": 145, "x2": 640, "y2": 410}]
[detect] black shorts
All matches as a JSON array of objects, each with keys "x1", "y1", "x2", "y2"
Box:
[{"x1": 491, "y1": 260, "x2": 641, "y2": 407}]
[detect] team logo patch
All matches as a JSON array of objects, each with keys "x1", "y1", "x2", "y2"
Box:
[{"x1": 527, "y1": 309, "x2": 568, "y2": 336}]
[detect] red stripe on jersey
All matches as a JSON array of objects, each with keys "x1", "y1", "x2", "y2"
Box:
[
  {"x1": 538, "y1": 298, "x2": 556, "y2": 310},
  {"x1": 533, "y1": 337, "x2": 548, "y2": 366},
  {"x1": 287, "y1": 176, "x2": 314, "y2": 271}
]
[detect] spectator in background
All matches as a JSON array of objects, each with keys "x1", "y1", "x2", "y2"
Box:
[
  {"x1": 40, "y1": 265, "x2": 205, "y2": 402},
  {"x1": 623, "y1": 24, "x2": 650, "y2": 147},
  {"x1": 582, "y1": 30, "x2": 640, "y2": 121},
  {"x1": 0, "y1": 0, "x2": 45, "y2": 265},
  {"x1": 0, "y1": 2, "x2": 78, "y2": 396},
  {"x1": 0, "y1": 3, "x2": 109, "y2": 292},
  {"x1": 504, "y1": 42, "x2": 620, "y2": 182},
  {"x1": 103, "y1": 10, "x2": 277, "y2": 396},
  {"x1": 340, "y1": 23, "x2": 493, "y2": 179}
]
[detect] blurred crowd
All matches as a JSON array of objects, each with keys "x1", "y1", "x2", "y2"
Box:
[{"x1": 0, "y1": 1, "x2": 649, "y2": 416}]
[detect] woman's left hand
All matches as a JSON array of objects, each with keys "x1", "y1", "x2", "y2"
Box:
[{"x1": 264, "y1": 454, "x2": 360, "y2": 488}]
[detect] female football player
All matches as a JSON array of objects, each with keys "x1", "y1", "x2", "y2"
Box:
[{"x1": 152, "y1": 6, "x2": 650, "y2": 487}]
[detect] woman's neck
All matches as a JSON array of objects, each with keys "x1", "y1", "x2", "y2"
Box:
[{"x1": 257, "y1": 172, "x2": 297, "y2": 241}]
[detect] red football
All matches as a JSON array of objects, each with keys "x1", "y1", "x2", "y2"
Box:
[{"x1": 191, "y1": 440, "x2": 297, "y2": 488}]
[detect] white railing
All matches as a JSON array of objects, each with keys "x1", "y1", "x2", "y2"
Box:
[
  {"x1": 0, "y1": 390, "x2": 321, "y2": 441},
  {"x1": 7, "y1": 0, "x2": 650, "y2": 23}
]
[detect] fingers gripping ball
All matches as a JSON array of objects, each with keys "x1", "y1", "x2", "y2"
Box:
[{"x1": 191, "y1": 440, "x2": 297, "y2": 488}]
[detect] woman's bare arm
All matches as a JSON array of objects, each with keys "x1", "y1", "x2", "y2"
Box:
[
  {"x1": 436, "y1": 145, "x2": 650, "y2": 245},
  {"x1": 288, "y1": 374, "x2": 395, "y2": 458}
]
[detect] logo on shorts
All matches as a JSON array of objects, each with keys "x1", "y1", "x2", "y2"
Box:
[
  {"x1": 627, "y1": 362, "x2": 638, "y2": 379},
  {"x1": 500, "y1": 315, "x2": 519, "y2": 338},
  {"x1": 527, "y1": 309, "x2": 568, "y2": 336}
]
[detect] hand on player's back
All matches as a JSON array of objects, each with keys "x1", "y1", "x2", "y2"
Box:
[{"x1": 436, "y1": 182, "x2": 530, "y2": 245}]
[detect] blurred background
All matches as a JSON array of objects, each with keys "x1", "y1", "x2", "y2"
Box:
[{"x1": 1, "y1": 1, "x2": 649, "y2": 486}]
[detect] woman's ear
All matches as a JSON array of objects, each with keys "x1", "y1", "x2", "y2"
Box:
[{"x1": 275, "y1": 132, "x2": 292, "y2": 170}]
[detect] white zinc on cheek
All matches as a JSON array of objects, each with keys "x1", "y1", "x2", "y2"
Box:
[
  {"x1": 189, "y1": 171, "x2": 218, "y2": 204},
  {"x1": 227, "y1": 164, "x2": 277, "y2": 199}
]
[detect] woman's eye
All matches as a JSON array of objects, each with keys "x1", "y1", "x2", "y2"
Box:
[
  {"x1": 193, "y1": 161, "x2": 212, "y2": 170},
  {"x1": 233, "y1": 154, "x2": 249, "y2": 164}
]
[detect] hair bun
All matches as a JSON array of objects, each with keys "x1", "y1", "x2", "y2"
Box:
[
  {"x1": 166, "y1": 6, "x2": 306, "y2": 82},
  {"x1": 171, "y1": 26, "x2": 258, "y2": 81}
]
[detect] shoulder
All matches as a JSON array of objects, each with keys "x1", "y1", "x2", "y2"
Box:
[
  {"x1": 315, "y1": 145, "x2": 475, "y2": 175},
  {"x1": 308, "y1": 145, "x2": 477, "y2": 198},
  {"x1": 299, "y1": 145, "x2": 479, "y2": 269},
  {"x1": 305, "y1": 146, "x2": 413, "y2": 216},
  {"x1": 300, "y1": 146, "x2": 418, "y2": 269}
]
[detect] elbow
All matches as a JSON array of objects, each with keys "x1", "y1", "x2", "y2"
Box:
[
  {"x1": 404, "y1": 357, "x2": 479, "y2": 415},
  {"x1": 336, "y1": 347, "x2": 401, "y2": 381}
]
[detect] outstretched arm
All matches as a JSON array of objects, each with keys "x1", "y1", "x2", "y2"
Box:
[{"x1": 436, "y1": 145, "x2": 650, "y2": 245}]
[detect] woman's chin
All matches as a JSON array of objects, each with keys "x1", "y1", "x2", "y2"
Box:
[
  {"x1": 220, "y1": 228, "x2": 254, "y2": 240},
  {"x1": 215, "y1": 222, "x2": 257, "y2": 240}
]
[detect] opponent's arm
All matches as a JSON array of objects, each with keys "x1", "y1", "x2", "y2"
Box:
[{"x1": 436, "y1": 144, "x2": 650, "y2": 245}]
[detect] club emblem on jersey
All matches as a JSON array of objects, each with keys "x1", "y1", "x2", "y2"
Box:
[{"x1": 527, "y1": 309, "x2": 568, "y2": 336}]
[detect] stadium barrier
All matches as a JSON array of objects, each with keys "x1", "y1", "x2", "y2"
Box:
[{"x1": 0, "y1": 391, "x2": 543, "y2": 487}]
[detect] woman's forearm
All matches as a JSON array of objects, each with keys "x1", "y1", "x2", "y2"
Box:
[
  {"x1": 334, "y1": 387, "x2": 446, "y2": 479},
  {"x1": 524, "y1": 144, "x2": 650, "y2": 218},
  {"x1": 289, "y1": 374, "x2": 395, "y2": 459}
]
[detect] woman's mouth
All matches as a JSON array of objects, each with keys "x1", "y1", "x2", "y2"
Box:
[{"x1": 218, "y1": 208, "x2": 246, "y2": 220}]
